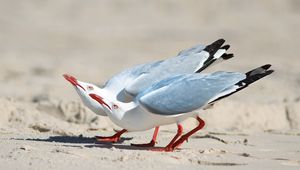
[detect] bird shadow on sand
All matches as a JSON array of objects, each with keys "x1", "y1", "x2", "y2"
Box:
[
  {"x1": 12, "y1": 135, "x2": 163, "y2": 151},
  {"x1": 13, "y1": 135, "x2": 132, "y2": 144},
  {"x1": 11, "y1": 134, "x2": 231, "y2": 151},
  {"x1": 65, "y1": 143, "x2": 167, "y2": 151}
]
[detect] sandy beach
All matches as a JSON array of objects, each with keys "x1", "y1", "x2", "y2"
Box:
[{"x1": 0, "y1": 0, "x2": 299, "y2": 169}]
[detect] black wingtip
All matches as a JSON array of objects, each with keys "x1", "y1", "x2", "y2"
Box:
[
  {"x1": 209, "y1": 65, "x2": 274, "y2": 104},
  {"x1": 243, "y1": 65, "x2": 273, "y2": 84},
  {"x1": 266, "y1": 70, "x2": 274, "y2": 75},
  {"x1": 217, "y1": 38, "x2": 225, "y2": 43},
  {"x1": 245, "y1": 64, "x2": 272, "y2": 77},
  {"x1": 221, "y1": 53, "x2": 234, "y2": 60},
  {"x1": 195, "y1": 39, "x2": 232, "y2": 73},
  {"x1": 221, "y1": 45, "x2": 230, "y2": 50},
  {"x1": 261, "y1": 64, "x2": 272, "y2": 70},
  {"x1": 203, "y1": 39, "x2": 225, "y2": 55}
]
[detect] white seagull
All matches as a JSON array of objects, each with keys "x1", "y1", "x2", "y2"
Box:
[
  {"x1": 88, "y1": 64, "x2": 273, "y2": 151},
  {"x1": 63, "y1": 39, "x2": 233, "y2": 147}
]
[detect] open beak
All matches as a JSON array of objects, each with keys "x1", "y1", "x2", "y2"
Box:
[
  {"x1": 89, "y1": 93, "x2": 111, "y2": 110},
  {"x1": 63, "y1": 74, "x2": 85, "y2": 91}
]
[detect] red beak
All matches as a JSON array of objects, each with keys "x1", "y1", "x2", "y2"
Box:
[
  {"x1": 63, "y1": 74, "x2": 85, "y2": 91},
  {"x1": 89, "y1": 93, "x2": 111, "y2": 110}
]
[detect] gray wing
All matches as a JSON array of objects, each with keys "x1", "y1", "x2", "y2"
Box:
[
  {"x1": 103, "y1": 42, "x2": 207, "y2": 94},
  {"x1": 104, "y1": 60, "x2": 162, "y2": 93},
  {"x1": 125, "y1": 39, "x2": 232, "y2": 96},
  {"x1": 138, "y1": 72, "x2": 245, "y2": 115}
]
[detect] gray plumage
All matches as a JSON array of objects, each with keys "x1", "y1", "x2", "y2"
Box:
[
  {"x1": 138, "y1": 64, "x2": 273, "y2": 116},
  {"x1": 138, "y1": 72, "x2": 246, "y2": 115},
  {"x1": 104, "y1": 39, "x2": 230, "y2": 100}
]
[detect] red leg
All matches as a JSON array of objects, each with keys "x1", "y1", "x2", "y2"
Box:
[
  {"x1": 171, "y1": 116, "x2": 205, "y2": 150},
  {"x1": 95, "y1": 129, "x2": 127, "y2": 143},
  {"x1": 151, "y1": 124, "x2": 183, "y2": 152},
  {"x1": 131, "y1": 126, "x2": 160, "y2": 147}
]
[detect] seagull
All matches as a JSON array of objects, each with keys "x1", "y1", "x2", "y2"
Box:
[
  {"x1": 88, "y1": 64, "x2": 273, "y2": 151},
  {"x1": 63, "y1": 39, "x2": 233, "y2": 146}
]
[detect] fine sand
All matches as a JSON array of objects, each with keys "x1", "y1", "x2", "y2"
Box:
[{"x1": 0, "y1": 0, "x2": 299, "y2": 169}]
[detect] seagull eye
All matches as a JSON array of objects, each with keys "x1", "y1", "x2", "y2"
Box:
[
  {"x1": 87, "y1": 86, "x2": 94, "y2": 90},
  {"x1": 113, "y1": 104, "x2": 119, "y2": 109}
]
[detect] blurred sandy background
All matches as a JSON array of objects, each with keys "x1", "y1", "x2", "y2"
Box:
[
  {"x1": 0, "y1": 0, "x2": 299, "y2": 131},
  {"x1": 0, "y1": 1, "x2": 299, "y2": 169}
]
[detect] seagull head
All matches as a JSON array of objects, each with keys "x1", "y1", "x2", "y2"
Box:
[
  {"x1": 63, "y1": 74, "x2": 107, "y2": 115},
  {"x1": 89, "y1": 93, "x2": 112, "y2": 112},
  {"x1": 88, "y1": 93, "x2": 125, "y2": 114}
]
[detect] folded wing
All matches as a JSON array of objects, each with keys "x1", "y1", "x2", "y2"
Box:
[
  {"x1": 138, "y1": 72, "x2": 245, "y2": 115},
  {"x1": 125, "y1": 39, "x2": 233, "y2": 96}
]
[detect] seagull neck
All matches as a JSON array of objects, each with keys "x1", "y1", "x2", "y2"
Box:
[
  {"x1": 117, "y1": 101, "x2": 137, "y2": 110},
  {"x1": 101, "y1": 89, "x2": 137, "y2": 110}
]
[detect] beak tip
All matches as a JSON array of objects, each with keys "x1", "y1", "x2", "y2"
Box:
[
  {"x1": 63, "y1": 74, "x2": 78, "y2": 87},
  {"x1": 62, "y1": 74, "x2": 68, "y2": 79}
]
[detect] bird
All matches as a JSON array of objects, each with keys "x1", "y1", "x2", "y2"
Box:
[
  {"x1": 88, "y1": 64, "x2": 273, "y2": 152},
  {"x1": 63, "y1": 39, "x2": 233, "y2": 147}
]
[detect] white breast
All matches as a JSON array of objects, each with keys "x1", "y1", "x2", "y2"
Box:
[{"x1": 109, "y1": 105, "x2": 195, "y2": 132}]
